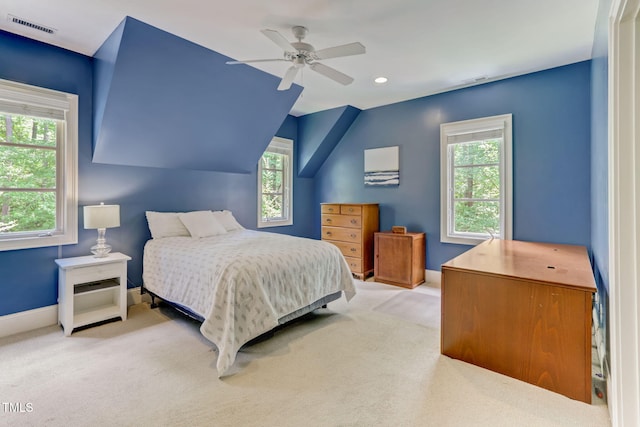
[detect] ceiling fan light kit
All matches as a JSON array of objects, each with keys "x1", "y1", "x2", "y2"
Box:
[{"x1": 226, "y1": 26, "x2": 365, "y2": 91}]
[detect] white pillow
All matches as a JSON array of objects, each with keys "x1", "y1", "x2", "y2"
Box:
[
  {"x1": 178, "y1": 211, "x2": 227, "y2": 238},
  {"x1": 212, "y1": 210, "x2": 244, "y2": 231},
  {"x1": 146, "y1": 211, "x2": 191, "y2": 239}
]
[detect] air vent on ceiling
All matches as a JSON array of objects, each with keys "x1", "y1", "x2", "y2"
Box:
[{"x1": 7, "y1": 14, "x2": 56, "y2": 34}]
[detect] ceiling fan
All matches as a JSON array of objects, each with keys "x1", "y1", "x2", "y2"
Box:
[{"x1": 226, "y1": 26, "x2": 366, "y2": 91}]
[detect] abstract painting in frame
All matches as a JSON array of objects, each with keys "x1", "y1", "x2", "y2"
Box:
[{"x1": 364, "y1": 146, "x2": 399, "y2": 187}]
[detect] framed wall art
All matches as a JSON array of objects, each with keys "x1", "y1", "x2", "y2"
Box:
[{"x1": 364, "y1": 146, "x2": 399, "y2": 187}]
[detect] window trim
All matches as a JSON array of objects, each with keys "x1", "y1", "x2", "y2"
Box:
[
  {"x1": 257, "y1": 136, "x2": 293, "y2": 228},
  {"x1": 440, "y1": 114, "x2": 512, "y2": 245},
  {"x1": 0, "y1": 79, "x2": 78, "y2": 251}
]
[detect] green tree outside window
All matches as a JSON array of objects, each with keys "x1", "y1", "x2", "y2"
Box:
[{"x1": 0, "y1": 114, "x2": 58, "y2": 233}]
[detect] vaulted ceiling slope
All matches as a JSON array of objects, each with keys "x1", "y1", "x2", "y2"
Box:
[
  {"x1": 298, "y1": 106, "x2": 361, "y2": 178},
  {"x1": 92, "y1": 16, "x2": 302, "y2": 173}
]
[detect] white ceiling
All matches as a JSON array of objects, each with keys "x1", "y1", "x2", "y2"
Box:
[{"x1": 1, "y1": 0, "x2": 599, "y2": 116}]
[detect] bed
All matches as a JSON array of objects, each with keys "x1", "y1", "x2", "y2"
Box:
[{"x1": 141, "y1": 211, "x2": 355, "y2": 376}]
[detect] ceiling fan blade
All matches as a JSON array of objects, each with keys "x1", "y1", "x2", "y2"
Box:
[
  {"x1": 314, "y1": 42, "x2": 366, "y2": 60},
  {"x1": 226, "y1": 58, "x2": 287, "y2": 65},
  {"x1": 261, "y1": 29, "x2": 296, "y2": 52},
  {"x1": 309, "y1": 62, "x2": 354, "y2": 85},
  {"x1": 277, "y1": 66, "x2": 300, "y2": 91}
]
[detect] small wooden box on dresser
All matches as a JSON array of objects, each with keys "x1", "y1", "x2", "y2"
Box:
[
  {"x1": 374, "y1": 231, "x2": 426, "y2": 288},
  {"x1": 321, "y1": 203, "x2": 379, "y2": 279}
]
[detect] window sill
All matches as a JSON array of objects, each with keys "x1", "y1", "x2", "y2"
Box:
[
  {"x1": 257, "y1": 220, "x2": 293, "y2": 229},
  {"x1": 0, "y1": 233, "x2": 77, "y2": 252},
  {"x1": 441, "y1": 235, "x2": 490, "y2": 246}
]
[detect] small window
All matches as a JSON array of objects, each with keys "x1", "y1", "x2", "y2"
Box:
[
  {"x1": 0, "y1": 79, "x2": 78, "y2": 251},
  {"x1": 440, "y1": 114, "x2": 512, "y2": 245},
  {"x1": 257, "y1": 137, "x2": 293, "y2": 228}
]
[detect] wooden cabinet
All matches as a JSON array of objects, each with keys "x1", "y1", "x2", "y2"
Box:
[
  {"x1": 441, "y1": 239, "x2": 596, "y2": 403},
  {"x1": 374, "y1": 231, "x2": 425, "y2": 288},
  {"x1": 321, "y1": 203, "x2": 379, "y2": 279}
]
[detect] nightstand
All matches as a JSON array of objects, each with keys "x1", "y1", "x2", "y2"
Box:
[
  {"x1": 374, "y1": 231, "x2": 426, "y2": 288},
  {"x1": 55, "y1": 252, "x2": 131, "y2": 336}
]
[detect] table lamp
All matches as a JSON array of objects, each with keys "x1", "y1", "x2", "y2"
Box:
[{"x1": 83, "y1": 203, "x2": 120, "y2": 257}]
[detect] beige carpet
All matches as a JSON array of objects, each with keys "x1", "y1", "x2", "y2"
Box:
[
  {"x1": 0, "y1": 286, "x2": 610, "y2": 427},
  {"x1": 373, "y1": 290, "x2": 440, "y2": 330}
]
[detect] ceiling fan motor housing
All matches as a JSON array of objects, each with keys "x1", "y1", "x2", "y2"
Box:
[
  {"x1": 290, "y1": 42, "x2": 316, "y2": 62},
  {"x1": 291, "y1": 42, "x2": 314, "y2": 53}
]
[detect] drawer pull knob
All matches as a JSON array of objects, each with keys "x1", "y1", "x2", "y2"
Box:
[
  {"x1": 350, "y1": 248, "x2": 356, "y2": 252},
  {"x1": 328, "y1": 208, "x2": 334, "y2": 211},
  {"x1": 350, "y1": 234, "x2": 356, "y2": 238},
  {"x1": 350, "y1": 219, "x2": 357, "y2": 224},
  {"x1": 326, "y1": 218, "x2": 332, "y2": 223},
  {"x1": 326, "y1": 232, "x2": 332, "y2": 236},
  {"x1": 349, "y1": 208, "x2": 354, "y2": 212}
]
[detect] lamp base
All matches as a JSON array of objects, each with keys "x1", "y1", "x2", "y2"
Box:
[
  {"x1": 91, "y1": 228, "x2": 112, "y2": 258},
  {"x1": 90, "y1": 243, "x2": 112, "y2": 258}
]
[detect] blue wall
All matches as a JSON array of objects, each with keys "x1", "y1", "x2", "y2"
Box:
[
  {"x1": 92, "y1": 17, "x2": 302, "y2": 173},
  {"x1": 591, "y1": 0, "x2": 610, "y2": 292},
  {"x1": 314, "y1": 61, "x2": 592, "y2": 271},
  {"x1": 591, "y1": 0, "x2": 611, "y2": 375},
  {"x1": 0, "y1": 30, "x2": 93, "y2": 315},
  {"x1": 0, "y1": 27, "x2": 595, "y2": 317},
  {"x1": 298, "y1": 106, "x2": 361, "y2": 177},
  {"x1": 0, "y1": 30, "x2": 313, "y2": 316}
]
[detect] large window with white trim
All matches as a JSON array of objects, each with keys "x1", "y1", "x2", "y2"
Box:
[
  {"x1": 440, "y1": 114, "x2": 512, "y2": 245},
  {"x1": 0, "y1": 79, "x2": 78, "y2": 251},
  {"x1": 257, "y1": 137, "x2": 293, "y2": 228}
]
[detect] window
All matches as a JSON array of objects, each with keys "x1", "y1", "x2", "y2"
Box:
[
  {"x1": 0, "y1": 79, "x2": 78, "y2": 251},
  {"x1": 257, "y1": 137, "x2": 293, "y2": 228},
  {"x1": 440, "y1": 114, "x2": 512, "y2": 245}
]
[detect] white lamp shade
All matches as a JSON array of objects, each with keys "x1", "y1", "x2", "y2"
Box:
[{"x1": 83, "y1": 204, "x2": 120, "y2": 229}]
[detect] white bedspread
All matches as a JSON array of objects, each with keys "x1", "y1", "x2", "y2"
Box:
[{"x1": 143, "y1": 230, "x2": 355, "y2": 376}]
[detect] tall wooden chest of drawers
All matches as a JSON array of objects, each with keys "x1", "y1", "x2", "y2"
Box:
[{"x1": 321, "y1": 203, "x2": 379, "y2": 279}]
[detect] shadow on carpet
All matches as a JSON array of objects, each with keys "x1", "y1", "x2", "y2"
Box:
[{"x1": 372, "y1": 291, "x2": 440, "y2": 329}]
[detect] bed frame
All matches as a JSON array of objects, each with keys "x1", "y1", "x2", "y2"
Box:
[
  {"x1": 141, "y1": 285, "x2": 205, "y2": 321},
  {"x1": 140, "y1": 284, "x2": 342, "y2": 342}
]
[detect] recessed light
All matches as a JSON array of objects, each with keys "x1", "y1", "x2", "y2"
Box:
[{"x1": 374, "y1": 77, "x2": 388, "y2": 84}]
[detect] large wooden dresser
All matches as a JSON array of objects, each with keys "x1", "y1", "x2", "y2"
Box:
[
  {"x1": 441, "y1": 239, "x2": 596, "y2": 403},
  {"x1": 321, "y1": 203, "x2": 379, "y2": 279}
]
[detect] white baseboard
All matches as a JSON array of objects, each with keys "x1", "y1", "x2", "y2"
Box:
[
  {"x1": 0, "y1": 287, "x2": 144, "y2": 339},
  {"x1": 0, "y1": 305, "x2": 58, "y2": 339},
  {"x1": 127, "y1": 286, "x2": 146, "y2": 306},
  {"x1": 425, "y1": 269, "x2": 441, "y2": 288},
  {"x1": 366, "y1": 270, "x2": 441, "y2": 287}
]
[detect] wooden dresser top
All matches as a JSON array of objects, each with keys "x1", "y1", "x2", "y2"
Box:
[
  {"x1": 320, "y1": 202, "x2": 379, "y2": 206},
  {"x1": 375, "y1": 231, "x2": 424, "y2": 238},
  {"x1": 441, "y1": 239, "x2": 596, "y2": 292}
]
